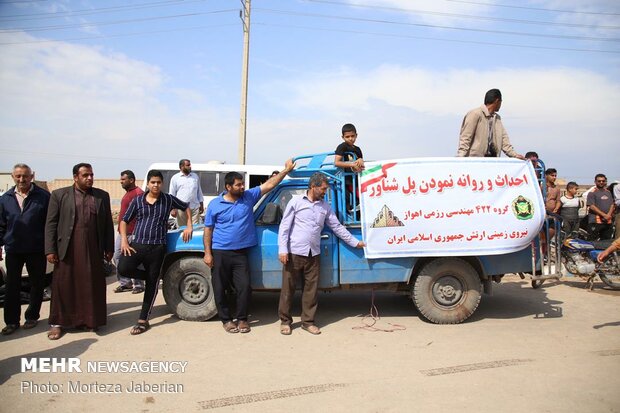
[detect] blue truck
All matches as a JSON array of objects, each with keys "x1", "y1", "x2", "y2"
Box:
[{"x1": 159, "y1": 153, "x2": 551, "y2": 324}]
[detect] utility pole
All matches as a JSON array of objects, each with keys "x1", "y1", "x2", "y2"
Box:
[{"x1": 238, "y1": 0, "x2": 251, "y2": 165}]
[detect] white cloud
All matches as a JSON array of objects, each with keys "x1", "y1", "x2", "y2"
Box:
[
  {"x1": 536, "y1": 0, "x2": 620, "y2": 32},
  {"x1": 254, "y1": 64, "x2": 620, "y2": 181},
  {"x1": 0, "y1": 31, "x2": 617, "y2": 184},
  {"x1": 345, "y1": 0, "x2": 490, "y2": 26},
  {"x1": 0, "y1": 32, "x2": 239, "y2": 180},
  {"x1": 268, "y1": 64, "x2": 620, "y2": 120}
]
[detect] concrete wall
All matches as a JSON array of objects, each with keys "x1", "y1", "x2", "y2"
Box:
[{"x1": 45, "y1": 178, "x2": 144, "y2": 212}]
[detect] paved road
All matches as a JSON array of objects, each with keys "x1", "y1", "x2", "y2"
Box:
[{"x1": 1, "y1": 275, "x2": 619, "y2": 412}]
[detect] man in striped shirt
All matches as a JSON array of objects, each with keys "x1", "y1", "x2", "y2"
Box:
[{"x1": 119, "y1": 170, "x2": 193, "y2": 335}]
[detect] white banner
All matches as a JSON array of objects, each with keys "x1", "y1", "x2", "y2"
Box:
[{"x1": 359, "y1": 157, "x2": 545, "y2": 258}]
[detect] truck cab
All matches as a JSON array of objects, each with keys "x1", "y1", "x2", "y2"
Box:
[{"x1": 161, "y1": 153, "x2": 547, "y2": 324}]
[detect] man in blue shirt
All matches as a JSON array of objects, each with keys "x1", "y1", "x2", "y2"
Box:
[
  {"x1": 277, "y1": 172, "x2": 364, "y2": 335},
  {"x1": 203, "y1": 159, "x2": 295, "y2": 333}
]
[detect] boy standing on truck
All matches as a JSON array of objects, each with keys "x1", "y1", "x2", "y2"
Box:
[
  {"x1": 334, "y1": 123, "x2": 364, "y2": 213},
  {"x1": 277, "y1": 172, "x2": 365, "y2": 335},
  {"x1": 334, "y1": 123, "x2": 365, "y2": 173},
  {"x1": 203, "y1": 159, "x2": 295, "y2": 334}
]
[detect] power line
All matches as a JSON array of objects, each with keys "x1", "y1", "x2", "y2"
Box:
[
  {"x1": 0, "y1": 0, "x2": 51, "y2": 3},
  {"x1": 0, "y1": 0, "x2": 207, "y2": 22},
  {"x1": 303, "y1": 0, "x2": 620, "y2": 30},
  {"x1": 444, "y1": 0, "x2": 620, "y2": 16},
  {"x1": 0, "y1": 22, "x2": 237, "y2": 45},
  {"x1": 255, "y1": 8, "x2": 620, "y2": 43},
  {"x1": 4, "y1": 19, "x2": 618, "y2": 53},
  {"x1": 0, "y1": 9, "x2": 237, "y2": 33},
  {"x1": 253, "y1": 21, "x2": 620, "y2": 54}
]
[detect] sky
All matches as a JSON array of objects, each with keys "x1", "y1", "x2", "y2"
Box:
[{"x1": 0, "y1": 0, "x2": 618, "y2": 183}]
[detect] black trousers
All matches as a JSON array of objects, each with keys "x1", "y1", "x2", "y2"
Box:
[
  {"x1": 118, "y1": 243, "x2": 165, "y2": 321},
  {"x1": 211, "y1": 249, "x2": 251, "y2": 323},
  {"x1": 588, "y1": 223, "x2": 614, "y2": 241},
  {"x1": 4, "y1": 252, "x2": 46, "y2": 325}
]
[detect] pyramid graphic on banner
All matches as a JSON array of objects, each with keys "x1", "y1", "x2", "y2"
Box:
[{"x1": 370, "y1": 205, "x2": 405, "y2": 228}]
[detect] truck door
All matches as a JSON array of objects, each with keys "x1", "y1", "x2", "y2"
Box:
[
  {"x1": 251, "y1": 185, "x2": 338, "y2": 289},
  {"x1": 319, "y1": 185, "x2": 338, "y2": 288}
]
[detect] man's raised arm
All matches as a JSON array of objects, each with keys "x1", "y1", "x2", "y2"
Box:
[{"x1": 260, "y1": 158, "x2": 296, "y2": 196}]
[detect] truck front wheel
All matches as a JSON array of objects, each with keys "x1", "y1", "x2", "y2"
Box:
[
  {"x1": 412, "y1": 258, "x2": 482, "y2": 324},
  {"x1": 162, "y1": 256, "x2": 218, "y2": 321}
]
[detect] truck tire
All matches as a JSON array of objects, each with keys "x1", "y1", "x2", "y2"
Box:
[
  {"x1": 162, "y1": 256, "x2": 218, "y2": 321},
  {"x1": 412, "y1": 258, "x2": 482, "y2": 324}
]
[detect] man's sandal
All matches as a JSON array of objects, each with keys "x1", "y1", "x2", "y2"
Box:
[
  {"x1": 23, "y1": 320, "x2": 38, "y2": 329},
  {"x1": 130, "y1": 322, "x2": 150, "y2": 335},
  {"x1": 301, "y1": 324, "x2": 321, "y2": 335},
  {"x1": 280, "y1": 324, "x2": 292, "y2": 335},
  {"x1": 238, "y1": 320, "x2": 251, "y2": 333},
  {"x1": 47, "y1": 327, "x2": 64, "y2": 340},
  {"x1": 223, "y1": 321, "x2": 239, "y2": 333},
  {"x1": 114, "y1": 285, "x2": 133, "y2": 293},
  {"x1": 1, "y1": 324, "x2": 19, "y2": 335}
]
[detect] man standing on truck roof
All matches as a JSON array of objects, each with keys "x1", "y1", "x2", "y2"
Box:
[
  {"x1": 457, "y1": 88, "x2": 524, "y2": 159},
  {"x1": 0, "y1": 163, "x2": 50, "y2": 336},
  {"x1": 203, "y1": 158, "x2": 295, "y2": 334},
  {"x1": 277, "y1": 172, "x2": 365, "y2": 336},
  {"x1": 170, "y1": 159, "x2": 204, "y2": 227}
]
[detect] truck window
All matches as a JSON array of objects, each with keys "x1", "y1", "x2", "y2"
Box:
[
  {"x1": 249, "y1": 174, "x2": 270, "y2": 188},
  {"x1": 274, "y1": 187, "x2": 333, "y2": 213},
  {"x1": 195, "y1": 171, "x2": 219, "y2": 196},
  {"x1": 146, "y1": 170, "x2": 177, "y2": 194},
  {"x1": 276, "y1": 188, "x2": 306, "y2": 213}
]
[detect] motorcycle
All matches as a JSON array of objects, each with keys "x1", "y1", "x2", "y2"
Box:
[
  {"x1": 525, "y1": 226, "x2": 620, "y2": 290},
  {"x1": 561, "y1": 234, "x2": 620, "y2": 290}
]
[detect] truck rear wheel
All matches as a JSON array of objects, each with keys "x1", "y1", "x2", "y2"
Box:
[
  {"x1": 412, "y1": 258, "x2": 482, "y2": 324},
  {"x1": 162, "y1": 256, "x2": 218, "y2": 321}
]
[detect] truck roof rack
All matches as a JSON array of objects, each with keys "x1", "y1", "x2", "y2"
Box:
[
  {"x1": 289, "y1": 152, "x2": 359, "y2": 225},
  {"x1": 289, "y1": 152, "x2": 342, "y2": 182}
]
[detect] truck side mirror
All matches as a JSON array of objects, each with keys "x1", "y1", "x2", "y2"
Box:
[{"x1": 258, "y1": 202, "x2": 282, "y2": 225}]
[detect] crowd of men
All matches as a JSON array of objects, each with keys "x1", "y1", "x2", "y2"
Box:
[
  {"x1": 1, "y1": 88, "x2": 618, "y2": 339},
  {"x1": 0, "y1": 156, "x2": 361, "y2": 339}
]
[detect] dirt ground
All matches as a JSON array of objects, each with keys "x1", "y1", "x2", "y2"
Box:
[{"x1": 1, "y1": 274, "x2": 619, "y2": 413}]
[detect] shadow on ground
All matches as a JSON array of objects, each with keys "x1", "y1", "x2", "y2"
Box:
[
  {"x1": 246, "y1": 279, "x2": 566, "y2": 327},
  {"x1": 0, "y1": 338, "x2": 96, "y2": 385}
]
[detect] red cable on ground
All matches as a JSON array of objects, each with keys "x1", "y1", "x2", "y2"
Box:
[{"x1": 352, "y1": 289, "x2": 406, "y2": 332}]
